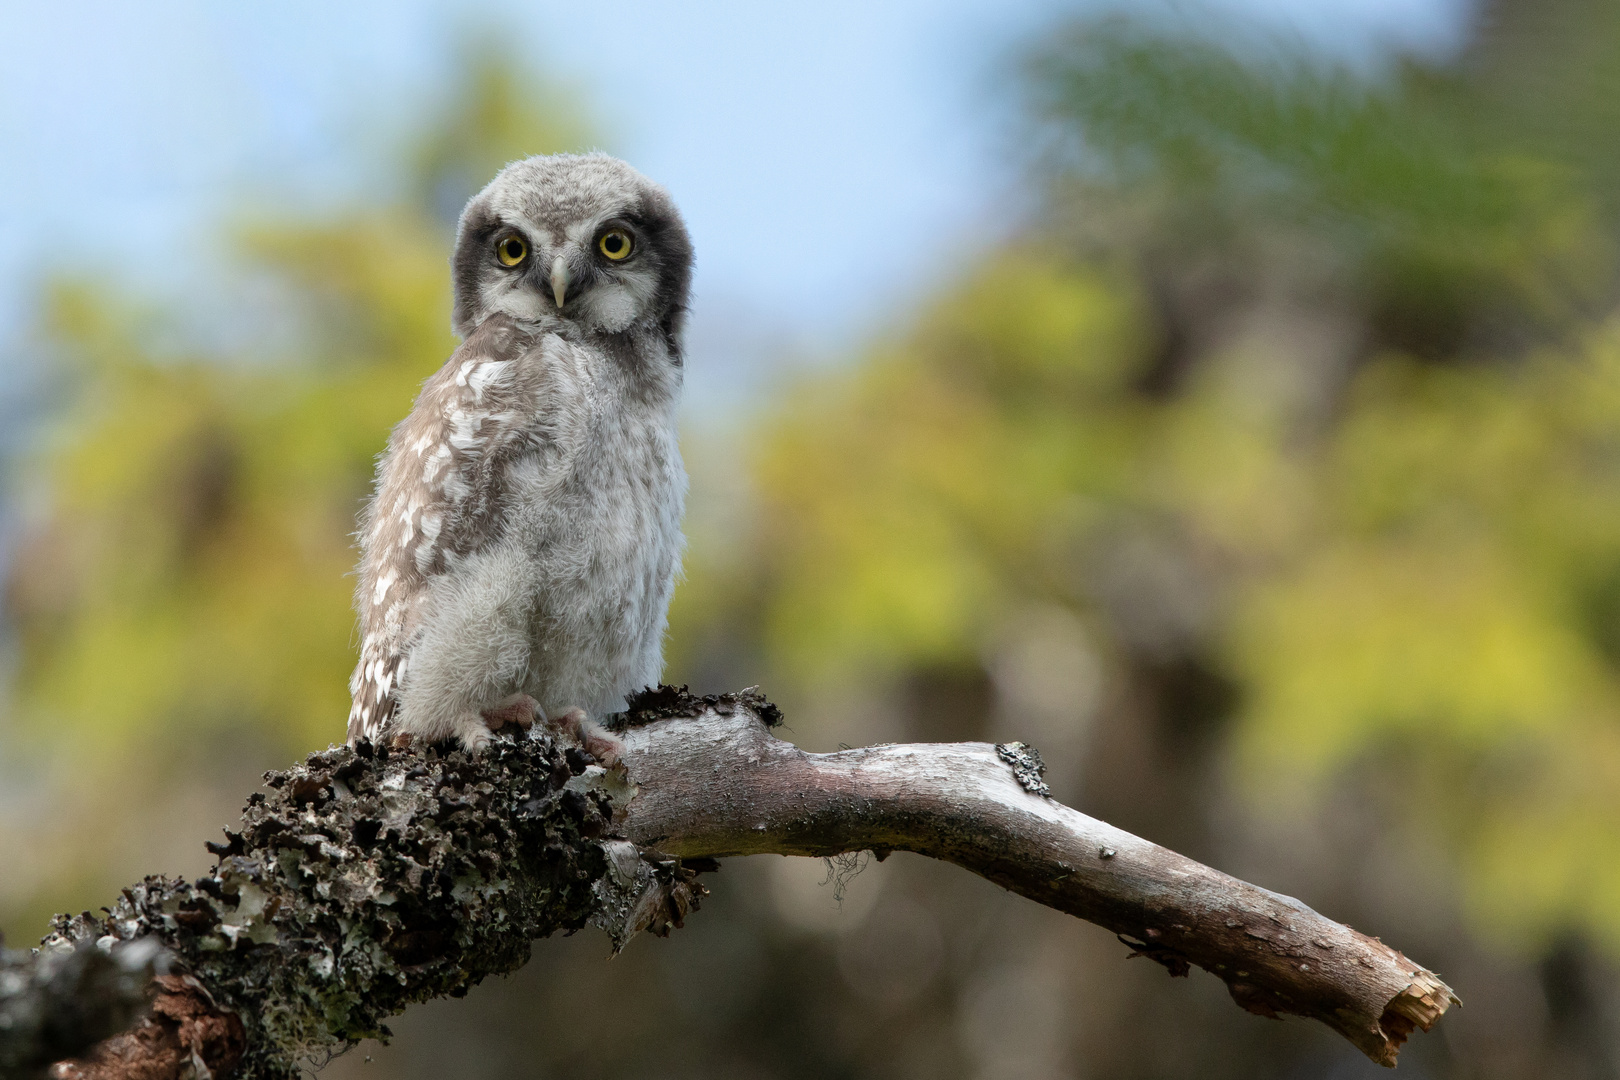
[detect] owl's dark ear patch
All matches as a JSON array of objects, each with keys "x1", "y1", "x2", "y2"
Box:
[
  {"x1": 451, "y1": 200, "x2": 503, "y2": 337},
  {"x1": 635, "y1": 189, "x2": 694, "y2": 359}
]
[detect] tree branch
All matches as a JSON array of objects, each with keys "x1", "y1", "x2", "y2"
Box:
[
  {"x1": 4, "y1": 687, "x2": 1454, "y2": 1079},
  {"x1": 615, "y1": 693, "x2": 1455, "y2": 1066}
]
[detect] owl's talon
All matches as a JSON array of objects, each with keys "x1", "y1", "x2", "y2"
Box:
[
  {"x1": 545, "y1": 706, "x2": 588, "y2": 739},
  {"x1": 459, "y1": 725, "x2": 494, "y2": 754},
  {"x1": 542, "y1": 706, "x2": 590, "y2": 749},
  {"x1": 480, "y1": 694, "x2": 541, "y2": 732},
  {"x1": 543, "y1": 706, "x2": 624, "y2": 767},
  {"x1": 583, "y1": 730, "x2": 624, "y2": 769}
]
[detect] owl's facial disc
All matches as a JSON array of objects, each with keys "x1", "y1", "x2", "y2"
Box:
[{"x1": 452, "y1": 154, "x2": 692, "y2": 347}]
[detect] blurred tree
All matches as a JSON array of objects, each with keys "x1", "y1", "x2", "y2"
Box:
[{"x1": 411, "y1": 37, "x2": 596, "y2": 222}]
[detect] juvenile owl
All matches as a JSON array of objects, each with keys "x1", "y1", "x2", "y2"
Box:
[{"x1": 347, "y1": 153, "x2": 692, "y2": 753}]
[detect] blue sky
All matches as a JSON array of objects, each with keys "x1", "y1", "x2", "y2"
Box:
[{"x1": 0, "y1": 0, "x2": 1470, "y2": 401}]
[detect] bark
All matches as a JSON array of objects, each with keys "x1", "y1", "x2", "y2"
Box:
[{"x1": 2, "y1": 687, "x2": 1454, "y2": 1079}]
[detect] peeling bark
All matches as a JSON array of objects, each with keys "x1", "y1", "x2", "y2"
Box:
[{"x1": 3, "y1": 687, "x2": 1455, "y2": 1078}]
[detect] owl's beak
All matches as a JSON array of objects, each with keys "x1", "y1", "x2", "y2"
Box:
[{"x1": 551, "y1": 256, "x2": 571, "y2": 310}]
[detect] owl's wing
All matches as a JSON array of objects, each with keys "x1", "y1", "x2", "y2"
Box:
[{"x1": 347, "y1": 314, "x2": 579, "y2": 744}]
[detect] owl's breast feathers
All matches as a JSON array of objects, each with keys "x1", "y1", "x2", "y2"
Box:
[{"x1": 347, "y1": 314, "x2": 577, "y2": 743}]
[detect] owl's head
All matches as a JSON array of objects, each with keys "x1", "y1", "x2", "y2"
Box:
[{"x1": 450, "y1": 153, "x2": 693, "y2": 351}]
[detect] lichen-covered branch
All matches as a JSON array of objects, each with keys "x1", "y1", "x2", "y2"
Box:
[
  {"x1": 10, "y1": 710, "x2": 704, "y2": 1080},
  {"x1": 6, "y1": 687, "x2": 1455, "y2": 1079}
]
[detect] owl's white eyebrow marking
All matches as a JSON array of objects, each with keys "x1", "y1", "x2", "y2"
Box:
[{"x1": 564, "y1": 218, "x2": 604, "y2": 245}]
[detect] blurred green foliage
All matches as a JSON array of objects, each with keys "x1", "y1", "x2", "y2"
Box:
[
  {"x1": 1231, "y1": 340, "x2": 1620, "y2": 951},
  {"x1": 741, "y1": 256, "x2": 1149, "y2": 684},
  {"x1": 699, "y1": 249, "x2": 1620, "y2": 952}
]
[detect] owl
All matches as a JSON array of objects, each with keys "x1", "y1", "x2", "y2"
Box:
[{"x1": 347, "y1": 153, "x2": 693, "y2": 753}]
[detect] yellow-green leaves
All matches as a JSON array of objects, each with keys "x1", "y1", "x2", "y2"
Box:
[{"x1": 742, "y1": 258, "x2": 1146, "y2": 685}]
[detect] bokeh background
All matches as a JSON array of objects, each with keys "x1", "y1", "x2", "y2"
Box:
[{"x1": 3, "y1": 0, "x2": 1618, "y2": 1076}]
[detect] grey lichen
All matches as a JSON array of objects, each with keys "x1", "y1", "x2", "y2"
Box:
[
  {"x1": 995, "y1": 741, "x2": 1051, "y2": 798},
  {"x1": 36, "y1": 709, "x2": 709, "y2": 1080}
]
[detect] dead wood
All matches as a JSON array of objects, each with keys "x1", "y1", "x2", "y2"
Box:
[{"x1": 1, "y1": 686, "x2": 1454, "y2": 1079}]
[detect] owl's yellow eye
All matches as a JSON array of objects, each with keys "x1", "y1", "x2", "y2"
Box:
[
  {"x1": 598, "y1": 229, "x2": 633, "y2": 261},
  {"x1": 496, "y1": 236, "x2": 528, "y2": 267}
]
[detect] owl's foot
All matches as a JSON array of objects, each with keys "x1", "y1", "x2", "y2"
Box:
[
  {"x1": 544, "y1": 706, "x2": 624, "y2": 768},
  {"x1": 454, "y1": 720, "x2": 495, "y2": 754},
  {"x1": 427, "y1": 696, "x2": 539, "y2": 754},
  {"x1": 480, "y1": 694, "x2": 540, "y2": 732}
]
